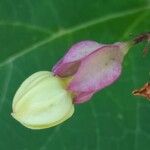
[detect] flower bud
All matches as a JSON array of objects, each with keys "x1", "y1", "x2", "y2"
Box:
[
  {"x1": 11, "y1": 71, "x2": 74, "y2": 129},
  {"x1": 53, "y1": 41, "x2": 130, "y2": 103}
]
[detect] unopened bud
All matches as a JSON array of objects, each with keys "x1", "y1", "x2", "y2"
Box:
[{"x1": 11, "y1": 71, "x2": 74, "y2": 129}]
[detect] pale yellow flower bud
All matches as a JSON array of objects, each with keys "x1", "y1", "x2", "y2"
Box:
[{"x1": 11, "y1": 71, "x2": 74, "y2": 129}]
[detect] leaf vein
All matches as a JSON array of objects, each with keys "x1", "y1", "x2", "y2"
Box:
[
  {"x1": 0, "y1": 6, "x2": 149, "y2": 68},
  {"x1": 0, "y1": 62, "x2": 13, "y2": 111}
]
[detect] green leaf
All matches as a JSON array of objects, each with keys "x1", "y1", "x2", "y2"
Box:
[{"x1": 0, "y1": 0, "x2": 150, "y2": 150}]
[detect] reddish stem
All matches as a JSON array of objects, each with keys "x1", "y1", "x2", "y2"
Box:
[{"x1": 132, "y1": 32, "x2": 150, "y2": 45}]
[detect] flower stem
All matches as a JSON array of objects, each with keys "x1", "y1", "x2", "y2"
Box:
[{"x1": 132, "y1": 32, "x2": 150, "y2": 45}]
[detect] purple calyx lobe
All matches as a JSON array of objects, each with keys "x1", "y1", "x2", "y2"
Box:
[{"x1": 52, "y1": 41, "x2": 127, "y2": 103}]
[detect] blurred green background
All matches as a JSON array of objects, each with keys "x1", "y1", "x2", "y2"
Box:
[{"x1": 0, "y1": 0, "x2": 150, "y2": 150}]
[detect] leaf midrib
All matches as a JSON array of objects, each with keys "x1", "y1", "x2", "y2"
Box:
[{"x1": 0, "y1": 6, "x2": 149, "y2": 68}]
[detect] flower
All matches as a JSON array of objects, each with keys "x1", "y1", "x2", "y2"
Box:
[
  {"x1": 53, "y1": 41, "x2": 129, "y2": 103},
  {"x1": 12, "y1": 40, "x2": 130, "y2": 129},
  {"x1": 12, "y1": 71, "x2": 74, "y2": 129}
]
